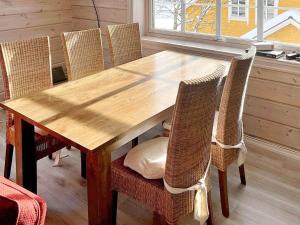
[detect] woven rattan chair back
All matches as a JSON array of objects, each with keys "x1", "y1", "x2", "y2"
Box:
[
  {"x1": 216, "y1": 46, "x2": 256, "y2": 146},
  {"x1": 107, "y1": 23, "x2": 142, "y2": 66},
  {"x1": 165, "y1": 65, "x2": 225, "y2": 188},
  {"x1": 0, "y1": 37, "x2": 52, "y2": 100},
  {"x1": 62, "y1": 29, "x2": 104, "y2": 81}
]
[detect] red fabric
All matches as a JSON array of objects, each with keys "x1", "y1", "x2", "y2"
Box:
[{"x1": 0, "y1": 177, "x2": 47, "y2": 225}]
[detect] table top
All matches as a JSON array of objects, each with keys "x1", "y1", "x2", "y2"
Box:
[{"x1": 0, "y1": 51, "x2": 230, "y2": 151}]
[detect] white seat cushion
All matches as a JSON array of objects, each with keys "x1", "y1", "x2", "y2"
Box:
[
  {"x1": 162, "y1": 118, "x2": 172, "y2": 130},
  {"x1": 124, "y1": 137, "x2": 169, "y2": 179}
]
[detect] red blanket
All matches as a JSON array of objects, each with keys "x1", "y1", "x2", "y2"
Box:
[{"x1": 0, "y1": 176, "x2": 46, "y2": 225}]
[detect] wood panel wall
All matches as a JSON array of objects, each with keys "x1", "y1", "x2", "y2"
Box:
[
  {"x1": 0, "y1": 0, "x2": 73, "y2": 100},
  {"x1": 0, "y1": 0, "x2": 73, "y2": 66},
  {"x1": 71, "y1": 0, "x2": 130, "y2": 68}
]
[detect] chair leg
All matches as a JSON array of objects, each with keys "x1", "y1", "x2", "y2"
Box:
[
  {"x1": 48, "y1": 154, "x2": 53, "y2": 160},
  {"x1": 239, "y1": 164, "x2": 246, "y2": 185},
  {"x1": 132, "y1": 137, "x2": 138, "y2": 148},
  {"x1": 4, "y1": 144, "x2": 14, "y2": 179},
  {"x1": 153, "y1": 212, "x2": 169, "y2": 225},
  {"x1": 207, "y1": 190, "x2": 213, "y2": 225},
  {"x1": 66, "y1": 145, "x2": 71, "y2": 150},
  {"x1": 81, "y1": 152, "x2": 86, "y2": 179},
  {"x1": 218, "y1": 170, "x2": 229, "y2": 218},
  {"x1": 112, "y1": 190, "x2": 118, "y2": 225}
]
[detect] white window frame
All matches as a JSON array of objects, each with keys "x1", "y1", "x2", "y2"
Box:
[
  {"x1": 146, "y1": 0, "x2": 300, "y2": 50},
  {"x1": 263, "y1": 0, "x2": 279, "y2": 21},
  {"x1": 255, "y1": 0, "x2": 279, "y2": 24},
  {"x1": 228, "y1": 0, "x2": 250, "y2": 22}
]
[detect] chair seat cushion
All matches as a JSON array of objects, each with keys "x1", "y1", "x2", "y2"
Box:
[
  {"x1": 162, "y1": 118, "x2": 172, "y2": 130},
  {"x1": 124, "y1": 137, "x2": 169, "y2": 179},
  {"x1": 0, "y1": 176, "x2": 47, "y2": 225},
  {"x1": 112, "y1": 156, "x2": 166, "y2": 214}
]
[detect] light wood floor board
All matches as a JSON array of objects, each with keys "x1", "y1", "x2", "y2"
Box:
[{"x1": 0, "y1": 110, "x2": 299, "y2": 225}]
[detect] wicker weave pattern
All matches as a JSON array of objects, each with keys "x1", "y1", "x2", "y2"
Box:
[
  {"x1": 212, "y1": 47, "x2": 256, "y2": 171},
  {"x1": 0, "y1": 37, "x2": 52, "y2": 100},
  {"x1": 107, "y1": 23, "x2": 142, "y2": 66},
  {"x1": 112, "y1": 65, "x2": 225, "y2": 224},
  {"x1": 62, "y1": 29, "x2": 104, "y2": 80},
  {"x1": 0, "y1": 37, "x2": 67, "y2": 174}
]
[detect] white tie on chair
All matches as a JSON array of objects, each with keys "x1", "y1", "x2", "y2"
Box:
[
  {"x1": 214, "y1": 121, "x2": 247, "y2": 166},
  {"x1": 163, "y1": 156, "x2": 211, "y2": 225},
  {"x1": 212, "y1": 113, "x2": 247, "y2": 166},
  {"x1": 165, "y1": 116, "x2": 247, "y2": 166}
]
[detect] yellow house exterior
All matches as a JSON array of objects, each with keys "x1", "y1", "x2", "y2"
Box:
[{"x1": 186, "y1": 0, "x2": 300, "y2": 44}]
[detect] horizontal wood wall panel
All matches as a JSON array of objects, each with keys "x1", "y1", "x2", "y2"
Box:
[
  {"x1": 72, "y1": 5, "x2": 127, "y2": 23},
  {"x1": 0, "y1": 0, "x2": 71, "y2": 15},
  {"x1": 251, "y1": 67, "x2": 300, "y2": 86},
  {"x1": 0, "y1": 10, "x2": 72, "y2": 31},
  {"x1": 72, "y1": 18, "x2": 99, "y2": 30},
  {"x1": 72, "y1": 18, "x2": 116, "y2": 35},
  {"x1": 51, "y1": 49, "x2": 65, "y2": 65},
  {"x1": 247, "y1": 77, "x2": 300, "y2": 108},
  {"x1": 244, "y1": 96, "x2": 300, "y2": 129},
  {"x1": 244, "y1": 114, "x2": 300, "y2": 150},
  {"x1": 72, "y1": 0, "x2": 128, "y2": 9},
  {"x1": 0, "y1": 23, "x2": 72, "y2": 41}
]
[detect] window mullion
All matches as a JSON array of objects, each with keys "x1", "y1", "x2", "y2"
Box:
[
  {"x1": 181, "y1": 0, "x2": 186, "y2": 32},
  {"x1": 257, "y1": 0, "x2": 264, "y2": 41},
  {"x1": 216, "y1": 0, "x2": 222, "y2": 40}
]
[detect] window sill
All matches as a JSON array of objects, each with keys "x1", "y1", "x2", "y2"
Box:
[{"x1": 141, "y1": 35, "x2": 300, "y2": 75}]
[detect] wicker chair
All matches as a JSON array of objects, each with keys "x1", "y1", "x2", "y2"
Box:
[
  {"x1": 161, "y1": 47, "x2": 256, "y2": 218},
  {"x1": 111, "y1": 65, "x2": 225, "y2": 225},
  {"x1": 107, "y1": 23, "x2": 142, "y2": 67},
  {"x1": 211, "y1": 46, "x2": 256, "y2": 217},
  {"x1": 0, "y1": 37, "x2": 67, "y2": 179},
  {"x1": 61, "y1": 28, "x2": 104, "y2": 81},
  {"x1": 107, "y1": 23, "x2": 142, "y2": 147},
  {"x1": 61, "y1": 29, "x2": 105, "y2": 178}
]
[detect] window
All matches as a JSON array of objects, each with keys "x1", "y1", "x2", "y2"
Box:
[
  {"x1": 229, "y1": 0, "x2": 249, "y2": 21},
  {"x1": 150, "y1": 0, "x2": 300, "y2": 46},
  {"x1": 255, "y1": 0, "x2": 278, "y2": 22},
  {"x1": 152, "y1": 0, "x2": 216, "y2": 35}
]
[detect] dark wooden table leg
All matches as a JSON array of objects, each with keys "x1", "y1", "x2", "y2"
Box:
[
  {"x1": 81, "y1": 152, "x2": 87, "y2": 179},
  {"x1": 14, "y1": 116, "x2": 37, "y2": 193},
  {"x1": 87, "y1": 149, "x2": 112, "y2": 225}
]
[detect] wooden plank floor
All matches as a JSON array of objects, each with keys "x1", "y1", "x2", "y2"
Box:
[{"x1": 0, "y1": 111, "x2": 299, "y2": 225}]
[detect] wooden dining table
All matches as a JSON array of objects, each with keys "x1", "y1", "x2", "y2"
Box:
[{"x1": 0, "y1": 50, "x2": 230, "y2": 225}]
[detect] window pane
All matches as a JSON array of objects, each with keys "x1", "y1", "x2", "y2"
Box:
[
  {"x1": 240, "y1": 0, "x2": 246, "y2": 5},
  {"x1": 267, "y1": 0, "x2": 274, "y2": 7},
  {"x1": 232, "y1": 7, "x2": 238, "y2": 15},
  {"x1": 264, "y1": 2, "x2": 300, "y2": 45},
  {"x1": 152, "y1": 0, "x2": 182, "y2": 31},
  {"x1": 185, "y1": 0, "x2": 216, "y2": 35},
  {"x1": 239, "y1": 7, "x2": 246, "y2": 16},
  {"x1": 222, "y1": 0, "x2": 255, "y2": 39}
]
